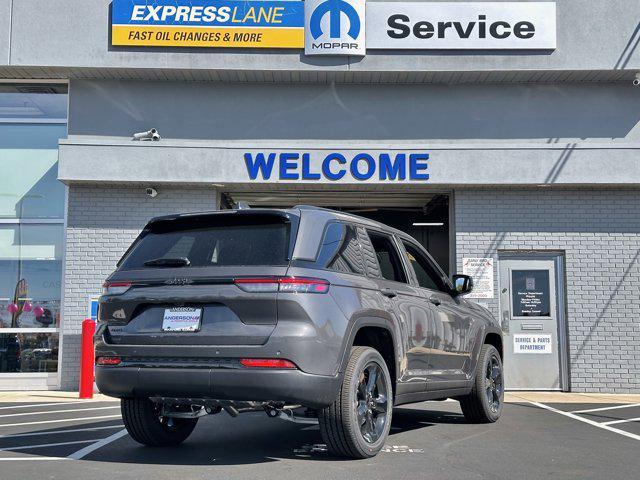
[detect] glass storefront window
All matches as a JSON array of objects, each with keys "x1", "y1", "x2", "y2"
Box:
[
  {"x1": 0, "y1": 224, "x2": 63, "y2": 329},
  {"x1": 0, "y1": 333, "x2": 58, "y2": 373},
  {"x1": 0, "y1": 89, "x2": 67, "y2": 220},
  {"x1": 0, "y1": 84, "x2": 66, "y2": 379}
]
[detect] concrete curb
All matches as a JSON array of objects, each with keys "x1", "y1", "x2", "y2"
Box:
[
  {"x1": 0, "y1": 392, "x2": 117, "y2": 403},
  {"x1": 505, "y1": 392, "x2": 640, "y2": 404}
]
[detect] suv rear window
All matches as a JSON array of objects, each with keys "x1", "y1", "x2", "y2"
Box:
[{"x1": 119, "y1": 217, "x2": 290, "y2": 270}]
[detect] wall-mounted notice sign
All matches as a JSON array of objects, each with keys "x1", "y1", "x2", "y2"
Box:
[
  {"x1": 111, "y1": 0, "x2": 304, "y2": 48},
  {"x1": 513, "y1": 334, "x2": 552, "y2": 354},
  {"x1": 462, "y1": 257, "x2": 494, "y2": 299}
]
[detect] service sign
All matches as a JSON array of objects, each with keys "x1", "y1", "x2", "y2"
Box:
[
  {"x1": 111, "y1": 0, "x2": 304, "y2": 48},
  {"x1": 367, "y1": 2, "x2": 556, "y2": 50},
  {"x1": 305, "y1": 0, "x2": 366, "y2": 56}
]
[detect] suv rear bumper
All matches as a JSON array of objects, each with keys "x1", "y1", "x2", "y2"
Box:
[{"x1": 96, "y1": 365, "x2": 341, "y2": 409}]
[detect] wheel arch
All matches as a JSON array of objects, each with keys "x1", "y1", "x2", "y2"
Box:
[
  {"x1": 339, "y1": 315, "x2": 399, "y2": 396},
  {"x1": 484, "y1": 331, "x2": 503, "y2": 360}
]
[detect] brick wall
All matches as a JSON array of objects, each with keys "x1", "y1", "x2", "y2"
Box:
[
  {"x1": 455, "y1": 188, "x2": 640, "y2": 393},
  {"x1": 60, "y1": 185, "x2": 218, "y2": 390}
]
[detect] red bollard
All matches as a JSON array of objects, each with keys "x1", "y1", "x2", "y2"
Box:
[{"x1": 79, "y1": 318, "x2": 96, "y2": 399}]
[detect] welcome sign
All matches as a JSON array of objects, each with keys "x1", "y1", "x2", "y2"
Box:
[{"x1": 111, "y1": 0, "x2": 305, "y2": 48}]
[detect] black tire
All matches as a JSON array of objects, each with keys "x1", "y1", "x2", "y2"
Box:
[
  {"x1": 318, "y1": 346, "x2": 393, "y2": 459},
  {"x1": 460, "y1": 344, "x2": 504, "y2": 423},
  {"x1": 121, "y1": 397, "x2": 198, "y2": 447}
]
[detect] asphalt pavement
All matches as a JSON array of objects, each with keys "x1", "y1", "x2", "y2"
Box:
[{"x1": 0, "y1": 396, "x2": 639, "y2": 480}]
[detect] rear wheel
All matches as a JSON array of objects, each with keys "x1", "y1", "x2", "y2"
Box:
[
  {"x1": 121, "y1": 397, "x2": 198, "y2": 446},
  {"x1": 460, "y1": 344, "x2": 504, "y2": 423},
  {"x1": 319, "y1": 346, "x2": 393, "y2": 458}
]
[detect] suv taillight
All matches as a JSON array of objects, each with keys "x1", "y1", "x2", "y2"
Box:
[
  {"x1": 234, "y1": 277, "x2": 330, "y2": 294},
  {"x1": 102, "y1": 281, "x2": 132, "y2": 295}
]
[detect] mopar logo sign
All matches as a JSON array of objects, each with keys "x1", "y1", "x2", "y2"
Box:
[{"x1": 305, "y1": 0, "x2": 365, "y2": 55}]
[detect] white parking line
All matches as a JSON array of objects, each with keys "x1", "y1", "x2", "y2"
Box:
[
  {"x1": 0, "y1": 457, "x2": 68, "y2": 461},
  {"x1": 531, "y1": 402, "x2": 640, "y2": 442},
  {"x1": 0, "y1": 425, "x2": 123, "y2": 439},
  {"x1": 601, "y1": 417, "x2": 640, "y2": 426},
  {"x1": 0, "y1": 406, "x2": 120, "y2": 419},
  {"x1": 570, "y1": 403, "x2": 640, "y2": 414},
  {"x1": 0, "y1": 414, "x2": 121, "y2": 428},
  {"x1": 0, "y1": 439, "x2": 103, "y2": 452},
  {"x1": 68, "y1": 429, "x2": 128, "y2": 460},
  {"x1": 0, "y1": 401, "x2": 112, "y2": 411}
]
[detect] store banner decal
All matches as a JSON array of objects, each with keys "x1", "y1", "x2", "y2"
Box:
[{"x1": 111, "y1": 0, "x2": 305, "y2": 48}]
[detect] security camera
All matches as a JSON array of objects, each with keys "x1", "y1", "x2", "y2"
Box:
[
  {"x1": 133, "y1": 128, "x2": 161, "y2": 141},
  {"x1": 634, "y1": 73, "x2": 640, "y2": 86},
  {"x1": 145, "y1": 187, "x2": 158, "y2": 198}
]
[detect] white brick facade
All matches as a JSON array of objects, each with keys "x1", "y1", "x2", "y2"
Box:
[
  {"x1": 60, "y1": 185, "x2": 219, "y2": 389},
  {"x1": 455, "y1": 188, "x2": 640, "y2": 393}
]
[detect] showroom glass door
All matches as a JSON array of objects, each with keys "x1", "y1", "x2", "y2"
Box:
[
  {"x1": 0, "y1": 84, "x2": 67, "y2": 389},
  {"x1": 498, "y1": 254, "x2": 568, "y2": 391}
]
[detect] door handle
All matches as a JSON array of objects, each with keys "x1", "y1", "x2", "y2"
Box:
[
  {"x1": 429, "y1": 296, "x2": 441, "y2": 306},
  {"x1": 380, "y1": 288, "x2": 397, "y2": 298}
]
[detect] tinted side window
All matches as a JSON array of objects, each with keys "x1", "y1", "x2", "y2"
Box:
[
  {"x1": 317, "y1": 223, "x2": 365, "y2": 275},
  {"x1": 402, "y1": 241, "x2": 448, "y2": 292},
  {"x1": 367, "y1": 231, "x2": 407, "y2": 283}
]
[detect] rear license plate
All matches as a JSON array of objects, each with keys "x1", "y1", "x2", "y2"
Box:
[{"x1": 162, "y1": 307, "x2": 202, "y2": 332}]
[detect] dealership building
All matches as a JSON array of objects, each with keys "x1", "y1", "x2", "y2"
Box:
[{"x1": 0, "y1": 0, "x2": 638, "y2": 393}]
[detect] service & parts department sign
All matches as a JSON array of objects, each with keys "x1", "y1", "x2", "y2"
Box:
[
  {"x1": 111, "y1": 0, "x2": 305, "y2": 48},
  {"x1": 110, "y1": 1, "x2": 556, "y2": 52}
]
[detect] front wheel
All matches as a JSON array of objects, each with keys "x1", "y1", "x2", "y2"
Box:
[
  {"x1": 121, "y1": 397, "x2": 198, "y2": 447},
  {"x1": 460, "y1": 344, "x2": 504, "y2": 423},
  {"x1": 319, "y1": 346, "x2": 393, "y2": 458}
]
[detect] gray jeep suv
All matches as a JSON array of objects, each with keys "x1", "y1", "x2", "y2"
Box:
[{"x1": 95, "y1": 206, "x2": 503, "y2": 458}]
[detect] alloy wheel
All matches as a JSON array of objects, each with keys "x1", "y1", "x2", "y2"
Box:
[
  {"x1": 485, "y1": 354, "x2": 503, "y2": 413},
  {"x1": 355, "y1": 362, "x2": 389, "y2": 443}
]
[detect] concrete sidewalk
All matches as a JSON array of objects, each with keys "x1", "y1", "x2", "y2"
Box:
[
  {"x1": 505, "y1": 391, "x2": 640, "y2": 404},
  {"x1": 1, "y1": 390, "x2": 639, "y2": 404},
  {"x1": 0, "y1": 391, "x2": 116, "y2": 403}
]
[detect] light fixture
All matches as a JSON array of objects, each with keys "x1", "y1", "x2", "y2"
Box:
[{"x1": 412, "y1": 222, "x2": 444, "y2": 227}]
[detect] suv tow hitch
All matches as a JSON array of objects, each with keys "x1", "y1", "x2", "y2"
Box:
[{"x1": 151, "y1": 397, "x2": 319, "y2": 424}]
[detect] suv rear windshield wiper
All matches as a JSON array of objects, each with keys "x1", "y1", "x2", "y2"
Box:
[{"x1": 143, "y1": 257, "x2": 191, "y2": 267}]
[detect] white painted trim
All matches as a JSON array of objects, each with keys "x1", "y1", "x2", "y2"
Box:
[
  {"x1": 0, "y1": 118, "x2": 67, "y2": 124},
  {"x1": 530, "y1": 402, "x2": 640, "y2": 442},
  {"x1": 0, "y1": 372, "x2": 57, "y2": 378},
  {"x1": 0, "y1": 219, "x2": 64, "y2": 224},
  {"x1": 0, "y1": 79, "x2": 69, "y2": 85},
  {"x1": 0, "y1": 328, "x2": 59, "y2": 333}
]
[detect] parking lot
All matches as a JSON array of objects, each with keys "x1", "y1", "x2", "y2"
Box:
[{"x1": 0, "y1": 395, "x2": 638, "y2": 480}]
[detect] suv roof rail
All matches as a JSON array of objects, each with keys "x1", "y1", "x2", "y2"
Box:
[{"x1": 294, "y1": 205, "x2": 334, "y2": 212}]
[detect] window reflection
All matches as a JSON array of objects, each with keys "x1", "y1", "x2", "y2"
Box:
[
  {"x1": 0, "y1": 225, "x2": 62, "y2": 328},
  {"x1": 0, "y1": 333, "x2": 58, "y2": 372}
]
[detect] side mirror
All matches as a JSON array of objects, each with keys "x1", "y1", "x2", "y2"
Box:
[{"x1": 451, "y1": 274, "x2": 474, "y2": 296}]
